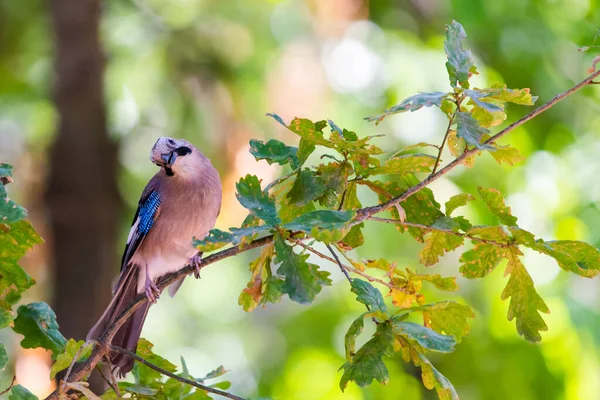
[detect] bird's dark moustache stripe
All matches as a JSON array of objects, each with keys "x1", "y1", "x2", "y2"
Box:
[
  {"x1": 175, "y1": 146, "x2": 192, "y2": 156},
  {"x1": 165, "y1": 166, "x2": 174, "y2": 176}
]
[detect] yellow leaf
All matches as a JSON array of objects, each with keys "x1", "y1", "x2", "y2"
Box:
[{"x1": 389, "y1": 289, "x2": 415, "y2": 308}]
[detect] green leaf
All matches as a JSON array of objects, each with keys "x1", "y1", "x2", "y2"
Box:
[
  {"x1": 0, "y1": 220, "x2": 43, "y2": 260},
  {"x1": 50, "y1": 339, "x2": 93, "y2": 379},
  {"x1": 118, "y1": 382, "x2": 158, "y2": 396},
  {"x1": 444, "y1": 20, "x2": 476, "y2": 88},
  {"x1": 0, "y1": 184, "x2": 27, "y2": 224},
  {"x1": 466, "y1": 86, "x2": 537, "y2": 129},
  {"x1": 371, "y1": 154, "x2": 437, "y2": 175},
  {"x1": 339, "y1": 183, "x2": 364, "y2": 249},
  {"x1": 163, "y1": 377, "x2": 193, "y2": 399},
  {"x1": 283, "y1": 210, "x2": 354, "y2": 232},
  {"x1": 193, "y1": 229, "x2": 234, "y2": 252},
  {"x1": 298, "y1": 138, "x2": 316, "y2": 165},
  {"x1": 194, "y1": 225, "x2": 271, "y2": 252},
  {"x1": 344, "y1": 314, "x2": 365, "y2": 360},
  {"x1": 350, "y1": 153, "x2": 381, "y2": 177},
  {"x1": 210, "y1": 381, "x2": 232, "y2": 390},
  {"x1": 0, "y1": 221, "x2": 43, "y2": 307},
  {"x1": 413, "y1": 273, "x2": 458, "y2": 292},
  {"x1": 261, "y1": 275, "x2": 285, "y2": 305},
  {"x1": 13, "y1": 302, "x2": 67, "y2": 358},
  {"x1": 365, "y1": 92, "x2": 449, "y2": 124},
  {"x1": 133, "y1": 338, "x2": 178, "y2": 385},
  {"x1": 316, "y1": 162, "x2": 351, "y2": 207},
  {"x1": 455, "y1": 112, "x2": 494, "y2": 150},
  {"x1": 350, "y1": 279, "x2": 387, "y2": 315},
  {"x1": 340, "y1": 224, "x2": 364, "y2": 249},
  {"x1": 465, "y1": 89, "x2": 505, "y2": 113},
  {"x1": 467, "y1": 225, "x2": 510, "y2": 241},
  {"x1": 9, "y1": 385, "x2": 38, "y2": 400},
  {"x1": 392, "y1": 321, "x2": 456, "y2": 353},
  {"x1": 317, "y1": 162, "x2": 350, "y2": 194},
  {"x1": 367, "y1": 178, "x2": 443, "y2": 241},
  {"x1": 459, "y1": 243, "x2": 506, "y2": 278},
  {"x1": 249, "y1": 139, "x2": 300, "y2": 169},
  {"x1": 274, "y1": 233, "x2": 330, "y2": 304},
  {"x1": 466, "y1": 89, "x2": 507, "y2": 128},
  {"x1": 419, "y1": 231, "x2": 464, "y2": 267},
  {"x1": 501, "y1": 247, "x2": 549, "y2": 342},
  {"x1": 0, "y1": 343, "x2": 7, "y2": 371},
  {"x1": 445, "y1": 193, "x2": 475, "y2": 216},
  {"x1": 287, "y1": 118, "x2": 332, "y2": 147},
  {"x1": 236, "y1": 175, "x2": 280, "y2": 227},
  {"x1": 477, "y1": 187, "x2": 518, "y2": 225},
  {"x1": 339, "y1": 322, "x2": 394, "y2": 390},
  {"x1": 416, "y1": 352, "x2": 459, "y2": 400},
  {"x1": 284, "y1": 210, "x2": 355, "y2": 244},
  {"x1": 509, "y1": 226, "x2": 536, "y2": 246},
  {"x1": 270, "y1": 173, "x2": 316, "y2": 223},
  {"x1": 489, "y1": 144, "x2": 525, "y2": 165},
  {"x1": 0, "y1": 164, "x2": 13, "y2": 180},
  {"x1": 422, "y1": 301, "x2": 474, "y2": 343},
  {"x1": 453, "y1": 215, "x2": 473, "y2": 231},
  {"x1": 534, "y1": 240, "x2": 600, "y2": 278},
  {"x1": 266, "y1": 112, "x2": 287, "y2": 127},
  {"x1": 474, "y1": 84, "x2": 538, "y2": 106},
  {"x1": 286, "y1": 169, "x2": 327, "y2": 206}
]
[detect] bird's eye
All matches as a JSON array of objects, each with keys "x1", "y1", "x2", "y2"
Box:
[{"x1": 167, "y1": 139, "x2": 175, "y2": 145}]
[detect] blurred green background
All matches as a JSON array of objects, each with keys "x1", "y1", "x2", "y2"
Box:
[{"x1": 2, "y1": 0, "x2": 600, "y2": 398}]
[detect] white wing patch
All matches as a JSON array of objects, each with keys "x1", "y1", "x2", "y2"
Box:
[{"x1": 127, "y1": 218, "x2": 140, "y2": 244}]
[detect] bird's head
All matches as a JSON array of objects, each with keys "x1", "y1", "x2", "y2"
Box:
[{"x1": 150, "y1": 137, "x2": 202, "y2": 178}]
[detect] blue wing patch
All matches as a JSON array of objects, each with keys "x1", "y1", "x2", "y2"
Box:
[
  {"x1": 138, "y1": 191, "x2": 161, "y2": 234},
  {"x1": 119, "y1": 189, "x2": 162, "y2": 272}
]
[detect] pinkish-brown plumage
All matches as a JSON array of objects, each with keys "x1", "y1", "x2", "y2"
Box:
[{"x1": 87, "y1": 137, "x2": 222, "y2": 376}]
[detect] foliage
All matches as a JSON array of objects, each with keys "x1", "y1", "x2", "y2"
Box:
[{"x1": 194, "y1": 20, "x2": 600, "y2": 398}]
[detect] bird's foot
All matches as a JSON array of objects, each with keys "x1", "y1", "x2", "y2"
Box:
[
  {"x1": 144, "y1": 279, "x2": 161, "y2": 304},
  {"x1": 190, "y1": 253, "x2": 204, "y2": 279}
]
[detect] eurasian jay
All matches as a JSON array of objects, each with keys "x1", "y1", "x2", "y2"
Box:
[{"x1": 87, "y1": 137, "x2": 222, "y2": 376}]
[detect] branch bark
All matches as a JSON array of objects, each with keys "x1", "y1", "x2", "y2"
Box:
[{"x1": 45, "y1": 68, "x2": 600, "y2": 399}]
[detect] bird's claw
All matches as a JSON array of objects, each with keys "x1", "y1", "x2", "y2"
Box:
[
  {"x1": 144, "y1": 279, "x2": 160, "y2": 304},
  {"x1": 190, "y1": 253, "x2": 203, "y2": 279}
]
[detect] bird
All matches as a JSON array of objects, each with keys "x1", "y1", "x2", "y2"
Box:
[{"x1": 87, "y1": 136, "x2": 222, "y2": 377}]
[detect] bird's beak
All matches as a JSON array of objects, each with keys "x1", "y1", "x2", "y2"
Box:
[{"x1": 161, "y1": 151, "x2": 176, "y2": 166}]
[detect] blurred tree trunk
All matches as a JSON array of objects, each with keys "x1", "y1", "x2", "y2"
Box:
[{"x1": 47, "y1": 0, "x2": 120, "y2": 390}]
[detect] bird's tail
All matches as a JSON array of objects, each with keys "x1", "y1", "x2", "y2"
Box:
[{"x1": 86, "y1": 266, "x2": 150, "y2": 377}]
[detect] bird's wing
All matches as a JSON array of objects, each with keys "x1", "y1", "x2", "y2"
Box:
[{"x1": 114, "y1": 177, "x2": 161, "y2": 292}]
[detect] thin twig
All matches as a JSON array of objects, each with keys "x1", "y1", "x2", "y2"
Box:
[
  {"x1": 325, "y1": 243, "x2": 352, "y2": 282},
  {"x1": 355, "y1": 68, "x2": 600, "y2": 224},
  {"x1": 367, "y1": 216, "x2": 510, "y2": 247},
  {"x1": 431, "y1": 112, "x2": 456, "y2": 174},
  {"x1": 291, "y1": 239, "x2": 395, "y2": 290},
  {"x1": 0, "y1": 376, "x2": 15, "y2": 396},
  {"x1": 95, "y1": 363, "x2": 121, "y2": 397},
  {"x1": 60, "y1": 341, "x2": 86, "y2": 394},
  {"x1": 110, "y1": 345, "x2": 245, "y2": 400}
]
